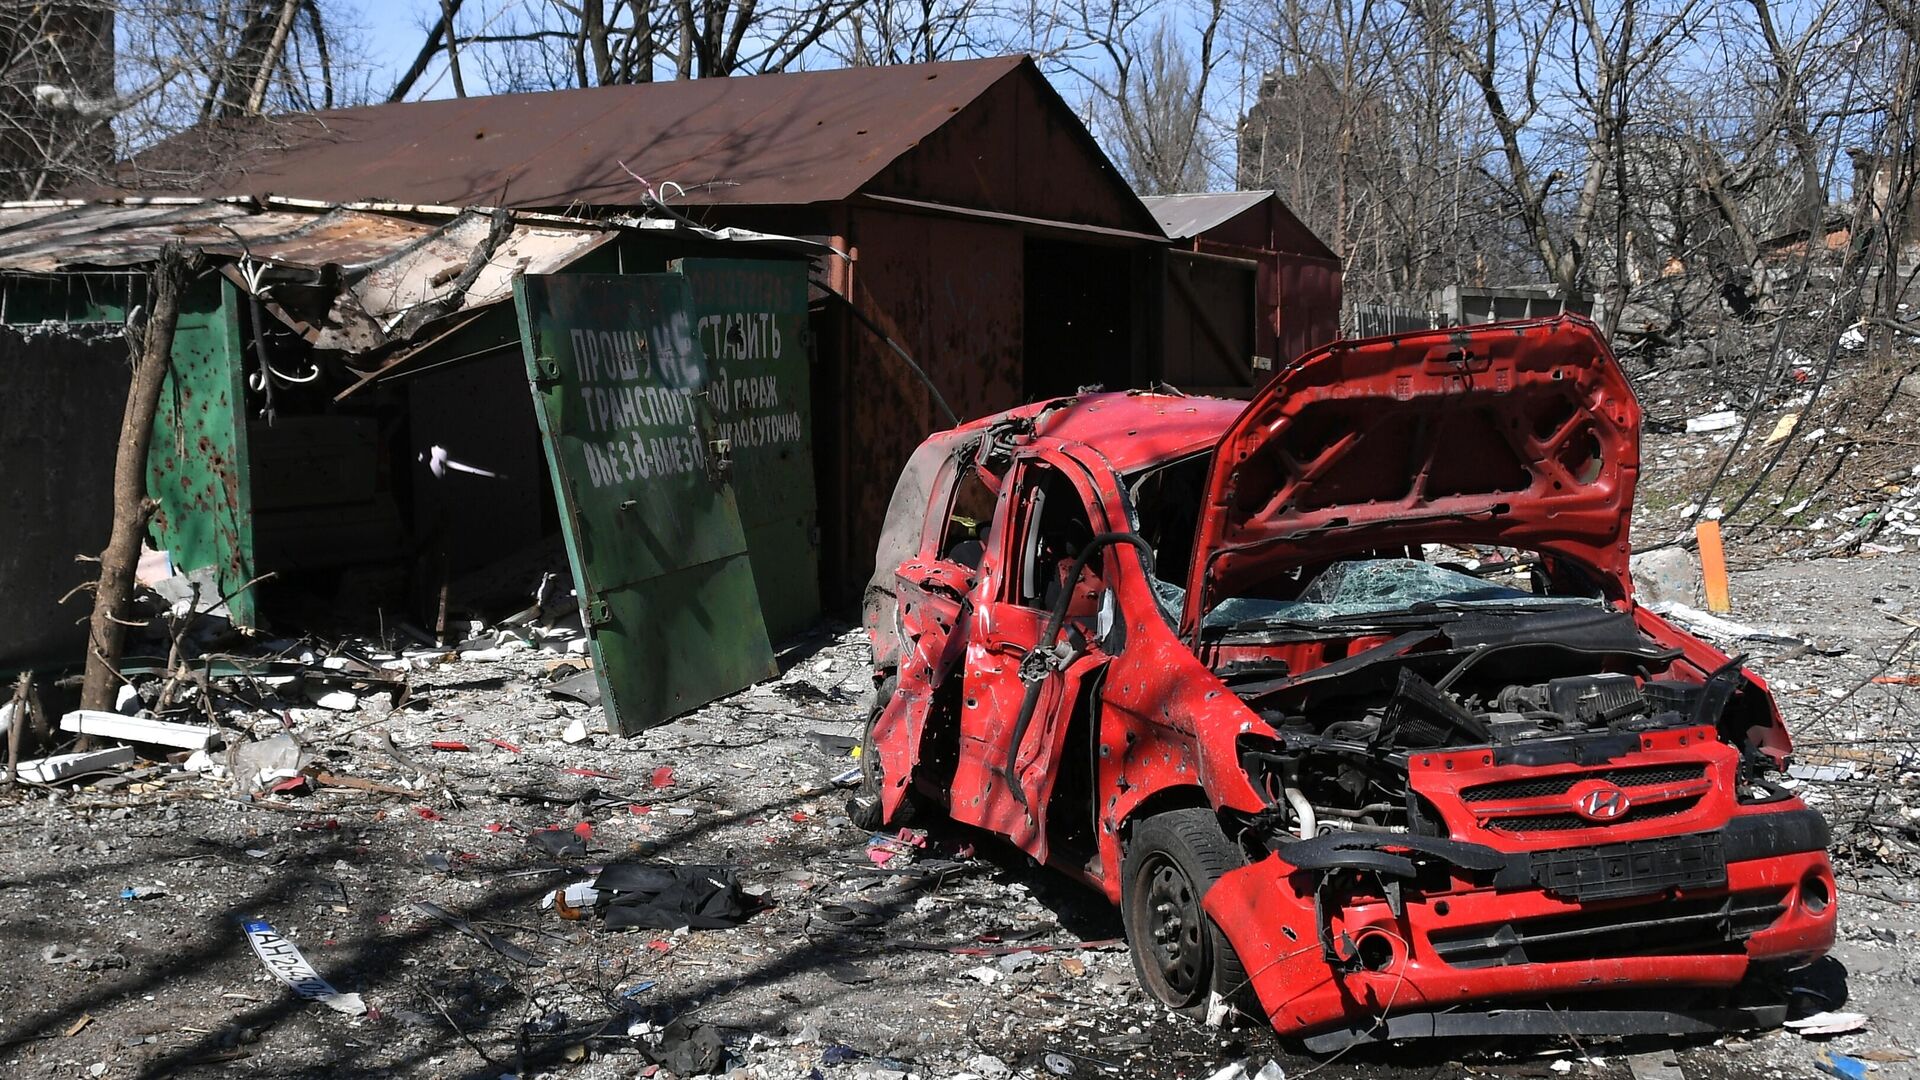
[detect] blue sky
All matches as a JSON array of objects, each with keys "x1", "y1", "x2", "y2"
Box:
[{"x1": 353, "y1": 0, "x2": 437, "y2": 94}]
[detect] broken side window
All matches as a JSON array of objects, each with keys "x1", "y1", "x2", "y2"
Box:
[
  {"x1": 939, "y1": 467, "x2": 997, "y2": 569},
  {"x1": 1012, "y1": 464, "x2": 1102, "y2": 615},
  {"x1": 1127, "y1": 452, "x2": 1211, "y2": 620}
]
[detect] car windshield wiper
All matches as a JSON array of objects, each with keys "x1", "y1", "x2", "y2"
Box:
[
  {"x1": 1402, "y1": 598, "x2": 1599, "y2": 614},
  {"x1": 1213, "y1": 598, "x2": 1599, "y2": 634}
]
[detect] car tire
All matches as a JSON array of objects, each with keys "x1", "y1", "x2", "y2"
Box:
[
  {"x1": 847, "y1": 675, "x2": 900, "y2": 831},
  {"x1": 1120, "y1": 807, "x2": 1253, "y2": 1019}
]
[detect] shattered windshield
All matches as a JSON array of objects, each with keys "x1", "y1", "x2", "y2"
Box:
[{"x1": 1205, "y1": 557, "x2": 1598, "y2": 628}]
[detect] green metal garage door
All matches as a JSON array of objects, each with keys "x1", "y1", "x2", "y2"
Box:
[
  {"x1": 515, "y1": 272, "x2": 777, "y2": 734},
  {"x1": 671, "y1": 258, "x2": 820, "y2": 641}
]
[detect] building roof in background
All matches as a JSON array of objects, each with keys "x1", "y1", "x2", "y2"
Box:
[
  {"x1": 0, "y1": 197, "x2": 816, "y2": 352},
  {"x1": 1141, "y1": 191, "x2": 1274, "y2": 239},
  {"x1": 101, "y1": 57, "x2": 1032, "y2": 211}
]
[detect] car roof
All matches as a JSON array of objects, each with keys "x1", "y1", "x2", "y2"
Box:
[{"x1": 953, "y1": 392, "x2": 1243, "y2": 473}]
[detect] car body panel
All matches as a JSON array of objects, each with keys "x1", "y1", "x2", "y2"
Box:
[{"x1": 1185, "y1": 318, "x2": 1640, "y2": 632}]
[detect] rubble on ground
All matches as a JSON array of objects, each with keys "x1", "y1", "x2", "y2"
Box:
[{"x1": 3, "y1": 545, "x2": 1919, "y2": 1078}]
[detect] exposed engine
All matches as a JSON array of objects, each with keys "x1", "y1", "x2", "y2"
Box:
[{"x1": 1224, "y1": 606, "x2": 1767, "y2": 842}]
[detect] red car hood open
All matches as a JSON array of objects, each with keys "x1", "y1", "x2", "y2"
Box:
[{"x1": 1182, "y1": 316, "x2": 1640, "y2": 634}]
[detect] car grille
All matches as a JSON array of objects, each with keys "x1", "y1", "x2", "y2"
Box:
[
  {"x1": 1461, "y1": 763, "x2": 1707, "y2": 804},
  {"x1": 1429, "y1": 889, "x2": 1788, "y2": 969},
  {"x1": 1486, "y1": 796, "x2": 1703, "y2": 833}
]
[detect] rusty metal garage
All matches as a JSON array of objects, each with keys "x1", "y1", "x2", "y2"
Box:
[{"x1": 101, "y1": 56, "x2": 1340, "y2": 609}]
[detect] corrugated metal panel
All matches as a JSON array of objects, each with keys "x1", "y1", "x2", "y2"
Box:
[{"x1": 104, "y1": 58, "x2": 1031, "y2": 211}]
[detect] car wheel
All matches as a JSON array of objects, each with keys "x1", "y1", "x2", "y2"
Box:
[
  {"x1": 847, "y1": 675, "x2": 899, "y2": 831},
  {"x1": 1120, "y1": 808, "x2": 1252, "y2": 1017}
]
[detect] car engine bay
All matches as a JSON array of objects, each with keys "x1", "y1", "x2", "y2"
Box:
[{"x1": 1208, "y1": 557, "x2": 1782, "y2": 844}]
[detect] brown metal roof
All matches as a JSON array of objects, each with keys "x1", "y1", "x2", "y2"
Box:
[{"x1": 110, "y1": 57, "x2": 1032, "y2": 211}]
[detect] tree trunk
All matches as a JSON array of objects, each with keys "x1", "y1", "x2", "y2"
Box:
[
  {"x1": 79, "y1": 246, "x2": 196, "y2": 716},
  {"x1": 245, "y1": 0, "x2": 304, "y2": 114}
]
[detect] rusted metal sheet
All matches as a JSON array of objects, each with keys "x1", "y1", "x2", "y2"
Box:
[
  {"x1": 0, "y1": 199, "x2": 618, "y2": 353},
  {"x1": 146, "y1": 277, "x2": 257, "y2": 626},
  {"x1": 516, "y1": 271, "x2": 777, "y2": 734},
  {"x1": 863, "y1": 66, "x2": 1162, "y2": 235},
  {"x1": 1268, "y1": 256, "x2": 1342, "y2": 371},
  {"x1": 0, "y1": 199, "x2": 273, "y2": 270},
  {"x1": 832, "y1": 209, "x2": 1024, "y2": 605},
  {"x1": 107, "y1": 58, "x2": 1036, "y2": 212}
]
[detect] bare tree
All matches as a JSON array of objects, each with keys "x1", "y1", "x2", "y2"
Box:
[
  {"x1": 826, "y1": 0, "x2": 999, "y2": 66},
  {"x1": 1412, "y1": 0, "x2": 1703, "y2": 309},
  {"x1": 394, "y1": 0, "x2": 880, "y2": 95},
  {"x1": 1, "y1": 1, "x2": 116, "y2": 198},
  {"x1": 1055, "y1": 0, "x2": 1226, "y2": 196},
  {"x1": 1239, "y1": 0, "x2": 1527, "y2": 307},
  {"x1": 4, "y1": 0, "x2": 370, "y2": 198}
]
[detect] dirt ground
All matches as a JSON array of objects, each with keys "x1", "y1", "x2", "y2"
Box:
[{"x1": 4, "y1": 537, "x2": 1919, "y2": 1080}]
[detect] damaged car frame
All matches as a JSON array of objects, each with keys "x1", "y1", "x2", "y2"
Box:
[{"x1": 857, "y1": 316, "x2": 1834, "y2": 1050}]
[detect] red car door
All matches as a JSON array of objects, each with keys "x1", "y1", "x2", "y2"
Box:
[{"x1": 949, "y1": 453, "x2": 1114, "y2": 861}]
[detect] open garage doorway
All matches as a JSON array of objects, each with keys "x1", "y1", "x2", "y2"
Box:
[{"x1": 1023, "y1": 237, "x2": 1138, "y2": 400}]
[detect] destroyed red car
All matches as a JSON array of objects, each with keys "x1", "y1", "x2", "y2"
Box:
[{"x1": 857, "y1": 316, "x2": 1834, "y2": 1049}]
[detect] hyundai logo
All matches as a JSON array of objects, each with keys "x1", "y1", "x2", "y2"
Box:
[{"x1": 1570, "y1": 781, "x2": 1632, "y2": 821}]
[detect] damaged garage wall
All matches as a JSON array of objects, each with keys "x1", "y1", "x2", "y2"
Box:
[
  {"x1": 0, "y1": 321, "x2": 129, "y2": 668},
  {"x1": 0, "y1": 198, "x2": 830, "y2": 732},
  {"x1": 147, "y1": 276, "x2": 256, "y2": 626}
]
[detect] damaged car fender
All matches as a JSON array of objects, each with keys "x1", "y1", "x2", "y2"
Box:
[
  {"x1": 1630, "y1": 604, "x2": 1792, "y2": 768},
  {"x1": 870, "y1": 558, "x2": 975, "y2": 819}
]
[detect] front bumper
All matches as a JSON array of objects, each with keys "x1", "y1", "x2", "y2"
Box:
[{"x1": 1201, "y1": 808, "x2": 1836, "y2": 1044}]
